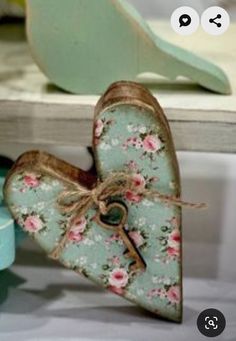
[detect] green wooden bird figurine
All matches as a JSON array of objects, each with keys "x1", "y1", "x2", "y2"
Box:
[{"x1": 26, "y1": 0, "x2": 231, "y2": 94}]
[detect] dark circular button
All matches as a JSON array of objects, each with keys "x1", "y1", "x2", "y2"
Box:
[{"x1": 197, "y1": 308, "x2": 226, "y2": 337}]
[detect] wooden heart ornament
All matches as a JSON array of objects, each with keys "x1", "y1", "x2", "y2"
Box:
[{"x1": 4, "y1": 81, "x2": 187, "y2": 322}]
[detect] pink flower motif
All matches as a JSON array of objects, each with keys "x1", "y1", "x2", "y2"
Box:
[
  {"x1": 132, "y1": 173, "x2": 146, "y2": 190},
  {"x1": 169, "y1": 217, "x2": 180, "y2": 229},
  {"x1": 147, "y1": 288, "x2": 166, "y2": 299},
  {"x1": 159, "y1": 288, "x2": 167, "y2": 299},
  {"x1": 126, "y1": 160, "x2": 138, "y2": 171},
  {"x1": 108, "y1": 286, "x2": 124, "y2": 295},
  {"x1": 68, "y1": 216, "x2": 87, "y2": 243},
  {"x1": 24, "y1": 216, "x2": 43, "y2": 232},
  {"x1": 147, "y1": 288, "x2": 159, "y2": 298},
  {"x1": 129, "y1": 231, "x2": 144, "y2": 248},
  {"x1": 105, "y1": 233, "x2": 122, "y2": 244},
  {"x1": 143, "y1": 135, "x2": 161, "y2": 153},
  {"x1": 23, "y1": 174, "x2": 40, "y2": 188},
  {"x1": 125, "y1": 190, "x2": 142, "y2": 203},
  {"x1": 71, "y1": 216, "x2": 87, "y2": 233},
  {"x1": 111, "y1": 256, "x2": 120, "y2": 266},
  {"x1": 123, "y1": 137, "x2": 143, "y2": 150},
  {"x1": 168, "y1": 229, "x2": 180, "y2": 249},
  {"x1": 68, "y1": 230, "x2": 83, "y2": 243},
  {"x1": 167, "y1": 246, "x2": 179, "y2": 258},
  {"x1": 95, "y1": 119, "x2": 104, "y2": 138},
  {"x1": 133, "y1": 137, "x2": 143, "y2": 149},
  {"x1": 109, "y1": 268, "x2": 129, "y2": 289},
  {"x1": 167, "y1": 285, "x2": 180, "y2": 304}
]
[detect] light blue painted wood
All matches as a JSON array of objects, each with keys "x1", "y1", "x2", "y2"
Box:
[
  {"x1": 0, "y1": 170, "x2": 25, "y2": 271},
  {"x1": 26, "y1": 0, "x2": 231, "y2": 94},
  {"x1": 0, "y1": 204, "x2": 15, "y2": 271}
]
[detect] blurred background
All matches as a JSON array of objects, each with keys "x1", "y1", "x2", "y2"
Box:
[
  {"x1": 0, "y1": 0, "x2": 236, "y2": 19},
  {"x1": 0, "y1": 0, "x2": 236, "y2": 20},
  {"x1": 130, "y1": 0, "x2": 236, "y2": 20}
]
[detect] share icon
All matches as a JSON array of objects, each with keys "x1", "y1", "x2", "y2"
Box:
[{"x1": 209, "y1": 14, "x2": 222, "y2": 27}]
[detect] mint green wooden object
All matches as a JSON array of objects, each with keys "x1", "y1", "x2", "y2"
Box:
[
  {"x1": 26, "y1": 0, "x2": 231, "y2": 95},
  {"x1": 0, "y1": 166, "x2": 25, "y2": 271},
  {"x1": 0, "y1": 176, "x2": 15, "y2": 270},
  {"x1": 1, "y1": 167, "x2": 14, "y2": 271}
]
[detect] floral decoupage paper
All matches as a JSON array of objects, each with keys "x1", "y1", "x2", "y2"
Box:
[{"x1": 5, "y1": 103, "x2": 182, "y2": 322}]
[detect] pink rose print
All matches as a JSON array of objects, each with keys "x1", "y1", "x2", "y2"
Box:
[
  {"x1": 159, "y1": 288, "x2": 167, "y2": 299},
  {"x1": 68, "y1": 229, "x2": 83, "y2": 243},
  {"x1": 126, "y1": 160, "x2": 138, "y2": 171},
  {"x1": 24, "y1": 216, "x2": 43, "y2": 232},
  {"x1": 23, "y1": 173, "x2": 40, "y2": 188},
  {"x1": 132, "y1": 173, "x2": 145, "y2": 190},
  {"x1": 129, "y1": 231, "x2": 144, "y2": 248},
  {"x1": 71, "y1": 216, "x2": 87, "y2": 233},
  {"x1": 132, "y1": 137, "x2": 143, "y2": 149},
  {"x1": 108, "y1": 286, "x2": 124, "y2": 295},
  {"x1": 68, "y1": 216, "x2": 87, "y2": 243},
  {"x1": 167, "y1": 246, "x2": 179, "y2": 258},
  {"x1": 125, "y1": 190, "x2": 142, "y2": 203},
  {"x1": 168, "y1": 229, "x2": 180, "y2": 249},
  {"x1": 147, "y1": 288, "x2": 166, "y2": 299},
  {"x1": 169, "y1": 217, "x2": 180, "y2": 229},
  {"x1": 125, "y1": 173, "x2": 146, "y2": 202},
  {"x1": 105, "y1": 233, "x2": 122, "y2": 245},
  {"x1": 123, "y1": 137, "x2": 143, "y2": 150},
  {"x1": 167, "y1": 229, "x2": 180, "y2": 259},
  {"x1": 109, "y1": 268, "x2": 129, "y2": 289},
  {"x1": 111, "y1": 256, "x2": 120, "y2": 266},
  {"x1": 143, "y1": 135, "x2": 161, "y2": 153},
  {"x1": 167, "y1": 285, "x2": 180, "y2": 304},
  {"x1": 95, "y1": 119, "x2": 104, "y2": 138}
]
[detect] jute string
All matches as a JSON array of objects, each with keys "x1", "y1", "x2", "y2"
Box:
[{"x1": 38, "y1": 166, "x2": 206, "y2": 261}]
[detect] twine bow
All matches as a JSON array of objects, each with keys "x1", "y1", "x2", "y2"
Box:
[{"x1": 47, "y1": 171, "x2": 206, "y2": 261}]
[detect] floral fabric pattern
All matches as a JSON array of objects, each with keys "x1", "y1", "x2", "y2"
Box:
[{"x1": 6, "y1": 104, "x2": 181, "y2": 322}]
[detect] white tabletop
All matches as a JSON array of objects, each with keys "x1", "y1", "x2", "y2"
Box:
[
  {"x1": 1, "y1": 151, "x2": 236, "y2": 340},
  {"x1": 0, "y1": 256, "x2": 235, "y2": 341}
]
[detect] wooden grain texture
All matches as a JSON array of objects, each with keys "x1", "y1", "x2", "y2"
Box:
[
  {"x1": 0, "y1": 21, "x2": 236, "y2": 152},
  {"x1": 26, "y1": 0, "x2": 230, "y2": 95}
]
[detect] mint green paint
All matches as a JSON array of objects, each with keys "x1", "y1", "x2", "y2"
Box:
[
  {"x1": 0, "y1": 173, "x2": 25, "y2": 271},
  {"x1": 26, "y1": 0, "x2": 231, "y2": 95},
  {"x1": 0, "y1": 206, "x2": 15, "y2": 271},
  {"x1": 1, "y1": 174, "x2": 15, "y2": 271}
]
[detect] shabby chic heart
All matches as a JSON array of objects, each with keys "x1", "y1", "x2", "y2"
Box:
[{"x1": 4, "y1": 81, "x2": 184, "y2": 322}]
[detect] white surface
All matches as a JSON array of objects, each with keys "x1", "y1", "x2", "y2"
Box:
[
  {"x1": 0, "y1": 151, "x2": 236, "y2": 340},
  {"x1": 180, "y1": 152, "x2": 236, "y2": 281},
  {"x1": 0, "y1": 265, "x2": 236, "y2": 341}
]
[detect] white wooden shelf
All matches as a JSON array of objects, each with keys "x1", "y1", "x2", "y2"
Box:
[{"x1": 0, "y1": 21, "x2": 236, "y2": 152}]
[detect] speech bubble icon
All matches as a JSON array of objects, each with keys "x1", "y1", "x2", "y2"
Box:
[{"x1": 179, "y1": 14, "x2": 191, "y2": 27}]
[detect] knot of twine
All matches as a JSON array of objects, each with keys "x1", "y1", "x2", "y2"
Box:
[{"x1": 48, "y1": 171, "x2": 206, "y2": 260}]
